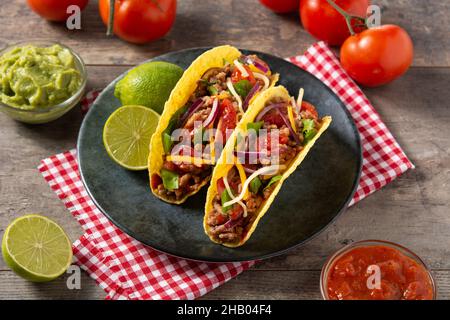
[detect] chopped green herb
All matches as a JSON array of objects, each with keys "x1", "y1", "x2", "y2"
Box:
[
  {"x1": 250, "y1": 176, "x2": 262, "y2": 194},
  {"x1": 264, "y1": 175, "x2": 282, "y2": 190},
  {"x1": 161, "y1": 169, "x2": 179, "y2": 191},
  {"x1": 304, "y1": 128, "x2": 317, "y2": 144},
  {"x1": 207, "y1": 85, "x2": 218, "y2": 95},
  {"x1": 162, "y1": 132, "x2": 173, "y2": 154},
  {"x1": 200, "y1": 79, "x2": 216, "y2": 86},
  {"x1": 302, "y1": 119, "x2": 317, "y2": 144},
  {"x1": 247, "y1": 121, "x2": 264, "y2": 132},
  {"x1": 221, "y1": 189, "x2": 233, "y2": 212},
  {"x1": 233, "y1": 80, "x2": 252, "y2": 98}
]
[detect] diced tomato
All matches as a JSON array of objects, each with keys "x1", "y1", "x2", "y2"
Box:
[
  {"x1": 262, "y1": 109, "x2": 285, "y2": 127},
  {"x1": 257, "y1": 130, "x2": 288, "y2": 154},
  {"x1": 217, "y1": 178, "x2": 226, "y2": 196},
  {"x1": 279, "y1": 134, "x2": 289, "y2": 145},
  {"x1": 230, "y1": 205, "x2": 243, "y2": 220},
  {"x1": 215, "y1": 214, "x2": 226, "y2": 225},
  {"x1": 369, "y1": 280, "x2": 402, "y2": 300},
  {"x1": 326, "y1": 245, "x2": 434, "y2": 300},
  {"x1": 151, "y1": 174, "x2": 162, "y2": 189},
  {"x1": 231, "y1": 65, "x2": 256, "y2": 85},
  {"x1": 301, "y1": 101, "x2": 319, "y2": 120},
  {"x1": 217, "y1": 99, "x2": 237, "y2": 142},
  {"x1": 163, "y1": 161, "x2": 180, "y2": 172}
]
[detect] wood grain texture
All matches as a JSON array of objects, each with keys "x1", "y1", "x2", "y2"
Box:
[
  {"x1": 1, "y1": 0, "x2": 449, "y2": 66},
  {"x1": 1, "y1": 0, "x2": 450, "y2": 300}
]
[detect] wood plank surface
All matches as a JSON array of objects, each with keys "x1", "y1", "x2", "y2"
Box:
[
  {"x1": 1, "y1": 0, "x2": 449, "y2": 66},
  {"x1": 1, "y1": 0, "x2": 449, "y2": 300}
]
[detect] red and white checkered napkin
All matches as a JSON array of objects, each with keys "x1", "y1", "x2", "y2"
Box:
[{"x1": 38, "y1": 42, "x2": 413, "y2": 300}]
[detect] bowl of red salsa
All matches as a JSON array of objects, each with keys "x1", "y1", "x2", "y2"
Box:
[{"x1": 320, "y1": 240, "x2": 436, "y2": 300}]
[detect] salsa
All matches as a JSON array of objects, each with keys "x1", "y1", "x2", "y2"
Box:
[
  {"x1": 326, "y1": 245, "x2": 434, "y2": 300},
  {"x1": 0, "y1": 44, "x2": 82, "y2": 110}
]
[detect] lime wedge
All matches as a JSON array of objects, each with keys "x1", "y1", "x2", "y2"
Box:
[
  {"x1": 103, "y1": 105, "x2": 160, "y2": 170},
  {"x1": 1, "y1": 214, "x2": 73, "y2": 282}
]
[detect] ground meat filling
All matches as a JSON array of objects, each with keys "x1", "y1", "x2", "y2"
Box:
[
  {"x1": 156, "y1": 55, "x2": 272, "y2": 201},
  {"x1": 207, "y1": 98, "x2": 320, "y2": 243}
]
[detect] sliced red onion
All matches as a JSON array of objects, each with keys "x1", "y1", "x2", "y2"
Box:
[
  {"x1": 243, "y1": 82, "x2": 261, "y2": 111},
  {"x1": 202, "y1": 98, "x2": 219, "y2": 127},
  {"x1": 277, "y1": 109, "x2": 301, "y2": 145},
  {"x1": 242, "y1": 55, "x2": 269, "y2": 74},
  {"x1": 255, "y1": 102, "x2": 287, "y2": 122},
  {"x1": 179, "y1": 98, "x2": 204, "y2": 127},
  {"x1": 223, "y1": 215, "x2": 242, "y2": 229},
  {"x1": 253, "y1": 59, "x2": 269, "y2": 73}
]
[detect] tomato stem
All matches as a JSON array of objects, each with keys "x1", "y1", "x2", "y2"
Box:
[
  {"x1": 107, "y1": 0, "x2": 116, "y2": 36},
  {"x1": 325, "y1": 0, "x2": 367, "y2": 36}
]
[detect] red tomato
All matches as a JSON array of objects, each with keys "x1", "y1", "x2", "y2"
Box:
[
  {"x1": 340, "y1": 25, "x2": 414, "y2": 87},
  {"x1": 99, "y1": 0, "x2": 176, "y2": 44},
  {"x1": 215, "y1": 214, "x2": 226, "y2": 225},
  {"x1": 262, "y1": 110, "x2": 284, "y2": 127},
  {"x1": 259, "y1": 0, "x2": 299, "y2": 13},
  {"x1": 151, "y1": 173, "x2": 162, "y2": 189},
  {"x1": 217, "y1": 178, "x2": 226, "y2": 196},
  {"x1": 300, "y1": 0, "x2": 370, "y2": 46},
  {"x1": 27, "y1": 0, "x2": 89, "y2": 21},
  {"x1": 231, "y1": 66, "x2": 256, "y2": 85},
  {"x1": 301, "y1": 101, "x2": 318, "y2": 120},
  {"x1": 229, "y1": 206, "x2": 243, "y2": 220},
  {"x1": 217, "y1": 99, "x2": 238, "y2": 142}
]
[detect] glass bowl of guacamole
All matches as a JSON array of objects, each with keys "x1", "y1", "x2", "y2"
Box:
[{"x1": 0, "y1": 41, "x2": 87, "y2": 124}]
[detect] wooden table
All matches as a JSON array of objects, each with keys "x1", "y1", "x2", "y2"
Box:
[{"x1": 1, "y1": 0, "x2": 449, "y2": 300}]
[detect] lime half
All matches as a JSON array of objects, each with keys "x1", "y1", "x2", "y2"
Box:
[
  {"x1": 103, "y1": 105, "x2": 160, "y2": 170},
  {"x1": 2, "y1": 214, "x2": 72, "y2": 282}
]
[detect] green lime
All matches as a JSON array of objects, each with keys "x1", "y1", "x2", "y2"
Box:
[
  {"x1": 103, "y1": 105, "x2": 160, "y2": 170},
  {"x1": 115, "y1": 61, "x2": 184, "y2": 114},
  {"x1": 1, "y1": 214, "x2": 72, "y2": 282}
]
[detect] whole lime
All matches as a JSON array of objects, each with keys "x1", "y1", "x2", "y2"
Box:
[{"x1": 115, "y1": 61, "x2": 184, "y2": 114}]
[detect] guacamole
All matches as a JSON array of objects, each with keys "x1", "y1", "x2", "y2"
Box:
[{"x1": 0, "y1": 44, "x2": 82, "y2": 110}]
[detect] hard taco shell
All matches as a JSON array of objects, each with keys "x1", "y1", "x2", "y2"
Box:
[
  {"x1": 204, "y1": 85, "x2": 332, "y2": 247},
  {"x1": 149, "y1": 45, "x2": 279, "y2": 204}
]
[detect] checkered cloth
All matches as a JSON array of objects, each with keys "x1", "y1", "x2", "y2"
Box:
[{"x1": 38, "y1": 42, "x2": 413, "y2": 300}]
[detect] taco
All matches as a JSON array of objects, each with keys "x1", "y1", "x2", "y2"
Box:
[
  {"x1": 204, "y1": 85, "x2": 332, "y2": 247},
  {"x1": 149, "y1": 45, "x2": 279, "y2": 204}
]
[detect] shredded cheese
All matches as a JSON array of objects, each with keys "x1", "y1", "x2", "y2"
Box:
[
  {"x1": 209, "y1": 134, "x2": 216, "y2": 163},
  {"x1": 235, "y1": 159, "x2": 250, "y2": 200},
  {"x1": 233, "y1": 59, "x2": 249, "y2": 77},
  {"x1": 166, "y1": 155, "x2": 214, "y2": 165},
  {"x1": 254, "y1": 73, "x2": 270, "y2": 91},
  {"x1": 297, "y1": 88, "x2": 304, "y2": 110},
  {"x1": 223, "y1": 165, "x2": 285, "y2": 208},
  {"x1": 288, "y1": 98, "x2": 298, "y2": 132},
  {"x1": 226, "y1": 78, "x2": 244, "y2": 114},
  {"x1": 223, "y1": 175, "x2": 248, "y2": 218}
]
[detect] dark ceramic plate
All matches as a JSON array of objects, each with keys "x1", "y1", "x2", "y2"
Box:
[{"x1": 78, "y1": 48, "x2": 362, "y2": 262}]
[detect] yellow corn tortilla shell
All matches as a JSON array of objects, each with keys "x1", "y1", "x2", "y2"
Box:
[
  {"x1": 149, "y1": 45, "x2": 279, "y2": 204},
  {"x1": 204, "y1": 85, "x2": 332, "y2": 247}
]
